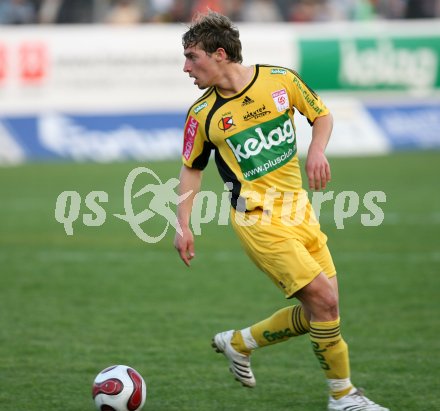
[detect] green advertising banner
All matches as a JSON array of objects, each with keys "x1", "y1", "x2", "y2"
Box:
[{"x1": 299, "y1": 36, "x2": 440, "y2": 91}]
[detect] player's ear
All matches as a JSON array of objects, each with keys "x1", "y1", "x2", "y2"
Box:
[{"x1": 214, "y1": 48, "x2": 227, "y2": 61}]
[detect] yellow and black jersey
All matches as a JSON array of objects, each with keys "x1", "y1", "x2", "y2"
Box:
[{"x1": 181, "y1": 64, "x2": 329, "y2": 211}]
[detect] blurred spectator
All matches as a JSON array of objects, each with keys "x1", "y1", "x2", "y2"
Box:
[
  {"x1": 105, "y1": 0, "x2": 144, "y2": 24},
  {"x1": 56, "y1": 0, "x2": 93, "y2": 23},
  {"x1": 148, "y1": 0, "x2": 173, "y2": 21},
  {"x1": 241, "y1": 0, "x2": 283, "y2": 22},
  {"x1": 405, "y1": 0, "x2": 438, "y2": 18},
  {"x1": 191, "y1": 0, "x2": 225, "y2": 17},
  {"x1": 223, "y1": 0, "x2": 245, "y2": 21},
  {"x1": 3, "y1": 0, "x2": 440, "y2": 24},
  {"x1": 0, "y1": 0, "x2": 36, "y2": 24},
  {"x1": 167, "y1": 0, "x2": 192, "y2": 22},
  {"x1": 324, "y1": 0, "x2": 351, "y2": 20},
  {"x1": 273, "y1": 0, "x2": 294, "y2": 21},
  {"x1": 38, "y1": 0, "x2": 63, "y2": 24},
  {"x1": 375, "y1": 0, "x2": 406, "y2": 19},
  {"x1": 289, "y1": 0, "x2": 322, "y2": 22},
  {"x1": 353, "y1": 0, "x2": 377, "y2": 20}
]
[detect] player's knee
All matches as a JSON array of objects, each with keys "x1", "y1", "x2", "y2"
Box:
[
  {"x1": 308, "y1": 289, "x2": 338, "y2": 317},
  {"x1": 297, "y1": 273, "x2": 339, "y2": 320},
  {"x1": 319, "y1": 292, "x2": 339, "y2": 318}
]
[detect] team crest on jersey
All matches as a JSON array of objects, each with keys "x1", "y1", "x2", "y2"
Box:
[
  {"x1": 272, "y1": 89, "x2": 290, "y2": 112},
  {"x1": 218, "y1": 115, "x2": 235, "y2": 132}
]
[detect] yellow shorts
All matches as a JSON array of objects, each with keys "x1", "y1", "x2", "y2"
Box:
[{"x1": 231, "y1": 199, "x2": 336, "y2": 298}]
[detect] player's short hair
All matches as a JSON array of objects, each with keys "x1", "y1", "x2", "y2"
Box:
[{"x1": 182, "y1": 11, "x2": 243, "y2": 63}]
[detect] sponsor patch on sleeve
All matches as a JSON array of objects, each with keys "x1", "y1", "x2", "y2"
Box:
[
  {"x1": 272, "y1": 89, "x2": 290, "y2": 112},
  {"x1": 183, "y1": 115, "x2": 199, "y2": 160}
]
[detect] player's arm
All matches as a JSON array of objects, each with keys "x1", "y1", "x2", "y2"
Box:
[
  {"x1": 174, "y1": 164, "x2": 203, "y2": 267},
  {"x1": 306, "y1": 113, "x2": 333, "y2": 191}
]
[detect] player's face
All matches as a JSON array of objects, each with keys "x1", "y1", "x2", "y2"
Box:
[{"x1": 183, "y1": 45, "x2": 220, "y2": 89}]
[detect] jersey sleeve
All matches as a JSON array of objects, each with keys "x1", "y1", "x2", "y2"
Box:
[
  {"x1": 181, "y1": 114, "x2": 213, "y2": 170},
  {"x1": 288, "y1": 70, "x2": 329, "y2": 125}
]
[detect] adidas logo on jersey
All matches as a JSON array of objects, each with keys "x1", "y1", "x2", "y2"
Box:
[{"x1": 241, "y1": 95, "x2": 254, "y2": 106}]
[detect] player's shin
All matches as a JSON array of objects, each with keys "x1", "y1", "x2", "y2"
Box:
[
  {"x1": 309, "y1": 318, "x2": 353, "y2": 399},
  {"x1": 230, "y1": 305, "x2": 310, "y2": 354}
]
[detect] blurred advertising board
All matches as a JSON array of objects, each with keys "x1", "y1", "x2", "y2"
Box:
[
  {"x1": 298, "y1": 35, "x2": 440, "y2": 92},
  {"x1": 0, "y1": 25, "x2": 199, "y2": 113},
  {"x1": 0, "y1": 111, "x2": 184, "y2": 164},
  {"x1": 0, "y1": 22, "x2": 439, "y2": 165},
  {"x1": 10, "y1": 100, "x2": 440, "y2": 165},
  {"x1": 366, "y1": 103, "x2": 440, "y2": 149}
]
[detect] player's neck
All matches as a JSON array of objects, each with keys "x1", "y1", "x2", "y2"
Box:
[{"x1": 216, "y1": 64, "x2": 254, "y2": 97}]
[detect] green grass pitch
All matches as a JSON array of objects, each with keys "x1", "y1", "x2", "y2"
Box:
[{"x1": 0, "y1": 151, "x2": 439, "y2": 410}]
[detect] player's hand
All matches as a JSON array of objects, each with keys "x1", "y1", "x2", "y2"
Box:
[
  {"x1": 174, "y1": 227, "x2": 195, "y2": 267},
  {"x1": 305, "y1": 148, "x2": 331, "y2": 191}
]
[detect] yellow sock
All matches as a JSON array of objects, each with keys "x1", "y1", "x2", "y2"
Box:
[
  {"x1": 309, "y1": 318, "x2": 353, "y2": 399},
  {"x1": 231, "y1": 305, "x2": 309, "y2": 354}
]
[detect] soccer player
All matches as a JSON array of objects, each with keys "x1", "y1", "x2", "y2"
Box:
[{"x1": 174, "y1": 11, "x2": 389, "y2": 411}]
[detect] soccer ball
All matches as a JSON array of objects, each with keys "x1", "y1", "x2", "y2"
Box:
[{"x1": 92, "y1": 365, "x2": 147, "y2": 411}]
